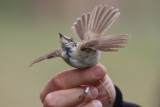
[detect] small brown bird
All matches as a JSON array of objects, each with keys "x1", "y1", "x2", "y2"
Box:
[{"x1": 30, "y1": 4, "x2": 129, "y2": 103}]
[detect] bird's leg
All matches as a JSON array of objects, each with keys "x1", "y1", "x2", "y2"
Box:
[
  {"x1": 79, "y1": 86, "x2": 90, "y2": 104},
  {"x1": 99, "y1": 80, "x2": 111, "y2": 104}
]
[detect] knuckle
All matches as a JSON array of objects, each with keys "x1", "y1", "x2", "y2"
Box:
[
  {"x1": 91, "y1": 100, "x2": 102, "y2": 107},
  {"x1": 44, "y1": 93, "x2": 58, "y2": 107},
  {"x1": 53, "y1": 74, "x2": 66, "y2": 90}
]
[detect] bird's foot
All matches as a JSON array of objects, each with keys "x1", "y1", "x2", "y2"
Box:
[
  {"x1": 105, "y1": 89, "x2": 111, "y2": 104},
  {"x1": 79, "y1": 86, "x2": 90, "y2": 104},
  {"x1": 99, "y1": 80, "x2": 111, "y2": 104}
]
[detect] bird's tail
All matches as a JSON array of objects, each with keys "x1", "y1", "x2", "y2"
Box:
[{"x1": 72, "y1": 5, "x2": 120, "y2": 40}]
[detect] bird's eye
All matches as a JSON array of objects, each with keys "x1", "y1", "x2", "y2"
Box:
[
  {"x1": 68, "y1": 38, "x2": 74, "y2": 43},
  {"x1": 70, "y1": 38, "x2": 74, "y2": 42}
]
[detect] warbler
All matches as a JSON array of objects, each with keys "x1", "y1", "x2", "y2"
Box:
[{"x1": 30, "y1": 4, "x2": 129, "y2": 104}]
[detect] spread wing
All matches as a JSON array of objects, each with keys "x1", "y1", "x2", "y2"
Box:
[
  {"x1": 29, "y1": 48, "x2": 62, "y2": 67},
  {"x1": 80, "y1": 34, "x2": 130, "y2": 52},
  {"x1": 72, "y1": 4, "x2": 120, "y2": 41}
]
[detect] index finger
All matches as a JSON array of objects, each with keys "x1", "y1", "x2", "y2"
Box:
[{"x1": 40, "y1": 64, "x2": 106, "y2": 102}]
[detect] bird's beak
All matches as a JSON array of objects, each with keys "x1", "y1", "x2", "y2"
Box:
[
  {"x1": 59, "y1": 33, "x2": 65, "y2": 41},
  {"x1": 59, "y1": 33, "x2": 69, "y2": 44},
  {"x1": 59, "y1": 33, "x2": 68, "y2": 43}
]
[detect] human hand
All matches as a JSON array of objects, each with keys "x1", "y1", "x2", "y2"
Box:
[{"x1": 40, "y1": 64, "x2": 116, "y2": 107}]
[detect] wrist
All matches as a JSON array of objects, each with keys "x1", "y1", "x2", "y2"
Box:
[{"x1": 113, "y1": 85, "x2": 123, "y2": 107}]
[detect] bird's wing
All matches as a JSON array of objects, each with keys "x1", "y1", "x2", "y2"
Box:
[
  {"x1": 79, "y1": 34, "x2": 129, "y2": 52},
  {"x1": 72, "y1": 4, "x2": 120, "y2": 41},
  {"x1": 29, "y1": 48, "x2": 62, "y2": 67}
]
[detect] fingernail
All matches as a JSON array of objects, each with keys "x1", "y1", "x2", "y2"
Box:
[
  {"x1": 93, "y1": 66, "x2": 106, "y2": 78},
  {"x1": 89, "y1": 87, "x2": 98, "y2": 98},
  {"x1": 94, "y1": 100, "x2": 102, "y2": 107}
]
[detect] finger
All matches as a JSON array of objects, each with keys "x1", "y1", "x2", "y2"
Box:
[
  {"x1": 40, "y1": 64, "x2": 106, "y2": 102},
  {"x1": 43, "y1": 86, "x2": 98, "y2": 107},
  {"x1": 82, "y1": 100, "x2": 102, "y2": 107}
]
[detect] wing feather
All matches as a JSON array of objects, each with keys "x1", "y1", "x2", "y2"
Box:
[
  {"x1": 80, "y1": 34, "x2": 129, "y2": 52},
  {"x1": 29, "y1": 48, "x2": 62, "y2": 67}
]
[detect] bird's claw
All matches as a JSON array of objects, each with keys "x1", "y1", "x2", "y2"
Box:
[
  {"x1": 79, "y1": 92, "x2": 87, "y2": 104},
  {"x1": 79, "y1": 86, "x2": 90, "y2": 104},
  {"x1": 106, "y1": 90, "x2": 111, "y2": 104},
  {"x1": 99, "y1": 80, "x2": 111, "y2": 104}
]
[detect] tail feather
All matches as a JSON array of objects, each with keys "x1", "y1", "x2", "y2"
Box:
[
  {"x1": 98, "y1": 9, "x2": 120, "y2": 33},
  {"x1": 72, "y1": 5, "x2": 120, "y2": 40}
]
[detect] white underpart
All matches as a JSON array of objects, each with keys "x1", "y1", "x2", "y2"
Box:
[{"x1": 67, "y1": 48, "x2": 100, "y2": 68}]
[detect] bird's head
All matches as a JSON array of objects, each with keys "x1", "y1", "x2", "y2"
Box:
[{"x1": 59, "y1": 33, "x2": 77, "y2": 51}]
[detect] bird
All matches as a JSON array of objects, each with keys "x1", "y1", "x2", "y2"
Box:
[{"x1": 29, "y1": 4, "x2": 129, "y2": 104}]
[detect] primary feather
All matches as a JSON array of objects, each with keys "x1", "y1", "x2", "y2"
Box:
[
  {"x1": 80, "y1": 34, "x2": 129, "y2": 52},
  {"x1": 29, "y1": 48, "x2": 62, "y2": 67}
]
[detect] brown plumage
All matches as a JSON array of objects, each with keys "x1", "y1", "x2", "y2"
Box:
[
  {"x1": 29, "y1": 4, "x2": 130, "y2": 104},
  {"x1": 72, "y1": 5, "x2": 120, "y2": 40},
  {"x1": 30, "y1": 4, "x2": 129, "y2": 68},
  {"x1": 80, "y1": 34, "x2": 129, "y2": 52},
  {"x1": 29, "y1": 48, "x2": 62, "y2": 67}
]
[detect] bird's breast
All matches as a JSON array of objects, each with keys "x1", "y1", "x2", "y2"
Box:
[{"x1": 62, "y1": 48, "x2": 100, "y2": 69}]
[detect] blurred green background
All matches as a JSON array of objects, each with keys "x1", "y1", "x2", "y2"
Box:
[{"x1": 0, "y1": 0, "x2": 159, "y2": 106}]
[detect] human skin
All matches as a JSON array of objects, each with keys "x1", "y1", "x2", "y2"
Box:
[{"x1": 40, "y1": 64, "x2": 116, "y2": 107}]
